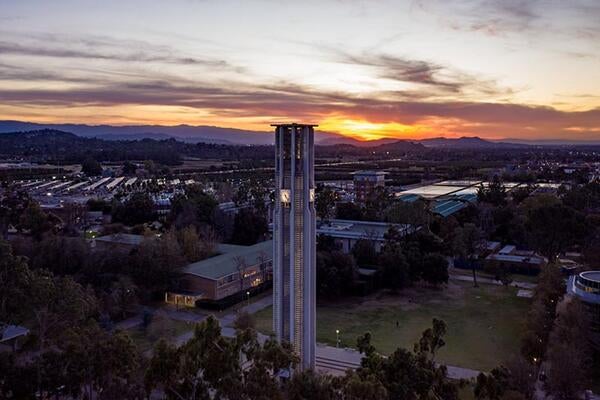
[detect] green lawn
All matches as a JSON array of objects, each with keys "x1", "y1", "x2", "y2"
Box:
[
  {"x1": 254, "y1": 281, "x2": 530, "y2": 371},
  {"x1": 126, "y1": 319, "x2": 194, "y2": 352}
]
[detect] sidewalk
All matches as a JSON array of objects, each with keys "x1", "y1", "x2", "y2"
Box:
[
  {"x1": 450, "y1": 273, "x2": 537, "y2": 290},
  {"x1": 313, "y1": 343, "x2": 481, "y2": 380},
  {"x1": 174, "y1": 294, "x2": 273, "y2": 346},
  {"x1": 114, "y1": 315, "x2": 143, "y2": 330}
]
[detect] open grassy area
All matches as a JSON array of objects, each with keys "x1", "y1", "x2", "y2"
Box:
[
  {"x1": 127, "y1": 319, "x2": 194, "y2": 353},
  {"x1": 254, "y1": 281, "x2": 530, "y2": 371}
]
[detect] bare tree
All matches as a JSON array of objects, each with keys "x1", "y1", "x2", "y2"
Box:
[
  {"x1": 256, "y1": 250, "x2": 269, "y2": 285},
  {"x1": 234, "y1": 256, "x2": 247, "y2": 292}
]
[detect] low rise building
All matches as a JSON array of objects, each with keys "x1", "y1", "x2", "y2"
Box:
[
  {"x1": 353, "y1": 170, "x2": 386, "y2": 202},
  {"x1": 92, "y1": 233, "x2": 145, "y2": 253},
  {"x1": 166, "y1": 240, "x2": 273, "y2": 308},
  {"x1": 484, "y1": 245, "x2": 546, "y2": 274},
  {"x1": 316, "y1": 219, "x2": 413, "y2": 253}
]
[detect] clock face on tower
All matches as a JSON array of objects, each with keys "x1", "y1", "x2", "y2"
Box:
[{"x1": 280, "y1": 189, "x2": 291, "y2": 204}]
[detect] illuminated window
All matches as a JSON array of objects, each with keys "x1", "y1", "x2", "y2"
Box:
[{"x1": 280, "y1": 189, "x2": 291, "y2": 203}]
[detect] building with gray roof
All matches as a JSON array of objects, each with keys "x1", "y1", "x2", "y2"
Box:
[{"x1": 166, "y1": 240, "x2": 273, "y2": 307}]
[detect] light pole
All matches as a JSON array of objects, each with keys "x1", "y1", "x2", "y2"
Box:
[
  {"x1": 246, "y1": 291, "x2": 250, "y2": 308},
  {"x1": 336, "y1": 329, "x2": 340, "y2": 348}
]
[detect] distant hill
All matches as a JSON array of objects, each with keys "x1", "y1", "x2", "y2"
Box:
[
  {"x1": 0, "y1": 120, "x2": 271, "y2": 145},
  {"x1": 5, "y1": 120, "x2": 582, "y2": 148},
  {"x1": 0, "y1": 129, "x2": 427, "y2": 165},
  {"x1": 0, "y1": 129, "x2": 275, "y2": 165},
  {"x1": 0, "y1": 120, "x2": 365, "y2": 146},
  {"x1": 417, "y1": 136, "x2": 529, "y2": 149}
]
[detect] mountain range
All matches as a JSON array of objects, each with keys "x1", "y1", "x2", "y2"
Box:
[{"x1": 1, "y1": 120, "x2": 591, "y2": 148}]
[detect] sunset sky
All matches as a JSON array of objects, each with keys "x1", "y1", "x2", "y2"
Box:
[{"x1": 1, "y1": 0, "x2": 600, "y2": 141}]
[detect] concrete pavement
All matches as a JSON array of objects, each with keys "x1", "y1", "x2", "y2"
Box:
[{"x1": 450, "y1": 273, "x2": 537, "y2": 290}]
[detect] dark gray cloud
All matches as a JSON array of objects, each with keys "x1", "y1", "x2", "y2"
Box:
[
  {"x1": 0, "y1": 41, "x2": 228, "y2": 67},
  {"x1": 327, "y1": 49, "x2": 513, "y2": 99},
  {"x1": 2, "y1": 75, "x2": 599, "y2": 139},
  {"x1": 0, "y1": 31, "x2": 237, "y2": 70},
  {"x1": 414, "y1": 0, "x2": 600, "y2": 43}
]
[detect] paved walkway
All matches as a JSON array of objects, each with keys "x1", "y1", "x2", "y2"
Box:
[
  {"x1": 450, "y1": 273, "x2": 537, "y2": 290},
  {"x1": 174, "y1": 294, "x2": 273, "y2": 346},
  {"x1": 114, "y1": 315, "x2": 143, "y2": 330},
  {"x1": 313, "y1": 343, "x2": 480, "y2": 380}
]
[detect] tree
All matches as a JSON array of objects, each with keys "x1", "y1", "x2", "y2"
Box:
[
  {"x1": 355, "y1": 320, "x2": 459, "y2": 400},
  {"x1": 317, "y1": 250, "x2": 357, "y2": 297},
  {"x1": 380, "y1": 224, "x2": 412, "y2": 290},
  {"x1": 378, "y1": 246, "x2": 409, "y2": 291},
  {"x1": 504, "y1": 356, "x2": 536, "y2": 400},
  {"x1": 256, "y1": 249, "x2": 270, "y2": 285},
  {"x1": 421, "y1": 253, "x2": 449, "y2": 286},
  {"x1": 112, "y1": 192, "x2": 156, "y2": 226},
  {"x1": 128, "y1": 231, "x2": 185, "y2": 298},
  {"x1": 287, "y1": 369, "x2": 337, "y2": 400},
  {"x1": 526, "y1": 203, "x2": 587, "y2": 261},
  {"x1": 233, "y1": 310, "x2": 256, "y2": 331},
  {"x1": 544, "y1": 300, "x2": 593, "y2": 400},
  {"x1": 0, "y1": 353, "x2": 36, "y2": 399},
  {"x1": 477, "y1": 176, "x2": 507, "y2": 206},
  {"x1": 363, "y1": 186, "x2": 391, "y2": 221},
  {"x1": 474, "y1": 367, "x2": 509, "y2": 400},
  {"x1": 352, "y1": 238, "x2": 377, "y2": 266},
  {"x1": 19, "y1": 202, "x2": 51, "y2": 239},
  {"x1": 521, "y1": 264, "x2": 565, "y2": 362},
  {"x1": 452, "y1": 223, "x2": 486, "y2": 287},
  {"x1": 230, "y1": 208, "x2": 268, "y2": 245},
  {"x1": 29, "y1": 270, "x2": 98, "y2": 350},
  {"x1": 386, "y1": 200, "x2": 429, "y2": 233},
  {"x1": 415, "y1": 318, "x2": 447, "y2": 362},
  {"x1": 0, "y1": 241, "x2": 32, "y2": 323},
  {"x1": 82, "y1": 157, "x2": 103, "y2": 176},
  {"x1": 340, "y1": 371, "x2": 388, "y2": 400},
  {"x1": 315, "y1": 185, "x2": 338, "y2": 221},
  {"x1": 234, "y1": 255, "x2": 248, "y2": 293},
  {"x1": 110, "y1": 276, "x2": 138, "y2": 321},
  {"x1": 170, "y1": 184, "x2": 218, "y2": 230},
  {"x1": 177, "y1": 225, "x2": 216, "y2": 263},
  {"x1": 145, "y1": 316, "x2": 297, "y2": 400},
  {"x1": 336, "y1": 202, "x2": 363, "y2": 220},
  {"x1": 30, "y1": 234, "x2": 89, "y2": 275},
  {"x1": 122, "y1": 161, "x2": 137, "y2": 175},
  {"x1": 61, "y1": 323, "x2": 142, "y2": 400},
  {"x1": 317, "y1": 234, "x2": 337, "y2": 252}
]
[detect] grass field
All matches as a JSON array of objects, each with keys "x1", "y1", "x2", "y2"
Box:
[
  {"x1": 254, "y1": 281, "x2": 530, "y2": 371},
  {"x1": 127, "y1": 319, "x2": 194, "y2": 353}
]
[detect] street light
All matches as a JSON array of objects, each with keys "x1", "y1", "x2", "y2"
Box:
[
  {"x1": 336, "y1": 329, "x2": 340, "y2": 348},
  {"x1": 246, "y1": 291, "x2": 250, "y2": 307}
]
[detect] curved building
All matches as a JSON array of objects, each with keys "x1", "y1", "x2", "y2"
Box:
[
  {"x1": 568, "y1": 271, "x2": 600, "y2": 347},
  {"x1": 272, "y1": 124, "x2": 317, "y2": 371}
]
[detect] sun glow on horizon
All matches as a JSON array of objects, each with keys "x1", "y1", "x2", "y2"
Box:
[{"x1": 319, "y1": 116, "x2": 445, "y2": 141}]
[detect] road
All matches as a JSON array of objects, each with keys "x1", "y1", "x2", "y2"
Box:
[{"x1": 195, "y1": 158, "x2": 407, "y2": 176}]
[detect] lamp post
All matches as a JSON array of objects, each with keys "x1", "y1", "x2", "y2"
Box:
[
  {"x1": 336, "y1": 329, "x2": 340, "y2": 348},
  {"x1": 246, "y1": 291, "x2": 250, "y2": 307}
]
